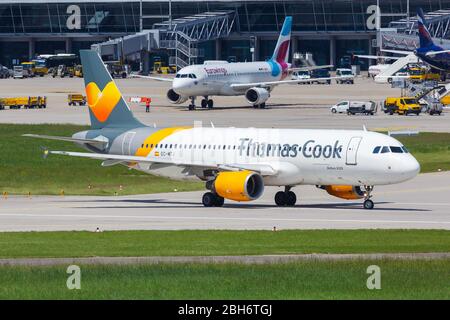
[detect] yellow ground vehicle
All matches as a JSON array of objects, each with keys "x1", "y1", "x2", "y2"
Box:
[
  {"x1": 440, "y1": 95, "x2": 450, "y2": 105},
  {"x1": 383, "y1": 97, "x2": 421, "y2": 115},
  {"x1": 153, "y1": 59, "x2": 176, "y2": 74},
  {"x1": 68, "y1": 94, "x2": 86, "y2": 106},
  {"x1": 0, "y1": 96, "x2": 46, "y2": 110},
  {"x1": 408, "y1": 67, "x2": 440, "y2": 83}
]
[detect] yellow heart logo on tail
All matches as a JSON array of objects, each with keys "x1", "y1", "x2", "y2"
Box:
[{"x1": 86, "y1": 81, "x2": 121, "y2": 122}]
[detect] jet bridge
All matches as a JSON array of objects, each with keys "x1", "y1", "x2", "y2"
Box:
[
  {"x1": 381, "y1": 9, "x2": 450, "y2": 51},
  {"x1": 92, "y1": 11, "x2": 237, "y2": 72}
]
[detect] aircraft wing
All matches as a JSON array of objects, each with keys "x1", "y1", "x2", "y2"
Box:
[
  {"x1": 425, "y1": 50, "x2": 450, "y2": 56},
  {"x1": 230, "y1": 77, "x2": 339, "y2": 89},
  {"x1": 23, "y1": 134, "x2": 108, "y2": 147},
  {"x1": 130, "y1": 74, "x2": 174, "y2": 82},
  {"x1": 47, "y1": 150, "x2": 278, "y2": 176},
  {"x1": 380, "y1": 49, "x2": 412, "y2": 56},
  {"x1": 355, "y1": 54, "x2": 400, "y2": 61},
  {"x1": 289, "y1": 64, "x2": 333, "y2": 72}
]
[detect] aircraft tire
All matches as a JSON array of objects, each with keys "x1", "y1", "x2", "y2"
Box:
[
  {"x1": 275, "y1": 191, "x2": 286, "y2": 206},
  {"x1": 202, "y1": 192, "x2": 216, "y2": 207},
  {"x1": 363, "y1": 199, "x2": 374, "y2": 210},
  {"x1": 207, "y1": 99, "x2": 214, "y2": 108},
  {"x1": 285, "y1": 191, "x2": 296, "y2": 206},
  {"x1": 214, "y1": 196, "x2": 224, "y2": 207},
  {"x1": 259, "y1": 103, "x2": 266, "y2": 109},
  {"x1": 188, "y1": 104, "x2": 195, "y2": 111},
  {"x1": 201, "y1": 99, "x2": 207, "y2": 108}
]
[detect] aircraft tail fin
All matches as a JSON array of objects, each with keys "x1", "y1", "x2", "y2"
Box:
[
  {"x1": 417, "y1": 8, "x2": 435, "y2": 48},
  {"x1": 271, "y1": 16, "x2": 292, "y2": 64},
  {"x1": 80, "y1": 50, "x2": 143, "y2": 130}
]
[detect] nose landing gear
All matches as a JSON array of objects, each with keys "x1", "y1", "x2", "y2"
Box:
[
  {"x1": 274, "y1": 186, "x2": 297, "y2": 207},
  {"x1": 188, "y1": 96, "x2": 196, "y2": 110},
  {"x1": 363, "y1": 186, "x2": 374, "y2": 209}
]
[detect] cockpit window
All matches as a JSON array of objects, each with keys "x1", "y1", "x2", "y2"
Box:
[
  {"x1": 181, "y1": 74, "x2": 188, "y2": 78},
  {"x1": 390, "y1": 146, "x2": 403, "y2": 153},
  {"x1": 372, "y1": 146, "x2": 381, "y2": 154},
  {"x1": 188, "y1": 74, "x2": 193, "y2": 78},
  {"x1": 192, "y1": 74, "x2": 197, "y2": 79},
  {"x1": 380, "y1": 146, "x2": 390, "y2": 153},
  {"x1": 402, "y1": 146, "x2": 409, "y2": 153}
]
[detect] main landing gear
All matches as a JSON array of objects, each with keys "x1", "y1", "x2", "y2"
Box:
[
  {"x1": 363, "y1": 186, "x2": 374, "y2": 210},
  {"x1": 253, "y1": 102, "x2": 266, "y2": 109},
  {"x1": 201, "y1": 96, "x2": 214, "y2": 109},
  {"x1": 274, "y1": 186, "x2": 296, "y2": 207},
  {"x1": 202, "y1": 192, "x2": 224, "y2": 207},
  {"x1": 190, "y1": 96, "x2": 214, "y2": 110}
]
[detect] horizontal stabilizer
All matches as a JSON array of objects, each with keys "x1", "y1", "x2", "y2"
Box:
[{"x1": 23, "y1": 134, "x2": 108, "y2": 147}]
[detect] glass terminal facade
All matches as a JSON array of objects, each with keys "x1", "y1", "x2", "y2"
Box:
[{"x1": 0, "y1": 0, "x2": 449, "y2": 68}]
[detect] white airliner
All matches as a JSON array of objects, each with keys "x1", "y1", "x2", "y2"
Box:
[
  {"x1": 137, "y1": 16, "x2": 333, "y2": 110},
  {"x1": 26, "y1": 50, "x2": 421, "y2": 210}
]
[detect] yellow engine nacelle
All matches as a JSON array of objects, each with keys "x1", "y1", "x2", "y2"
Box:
[
  {"x1": 324, "y1": 185, "x2": 365, "y2": 200},
  {"x1": 213, "y1": 170, "x2": 264, "y2": 202}
]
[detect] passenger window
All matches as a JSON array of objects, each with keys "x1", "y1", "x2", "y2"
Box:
[
  {"x1": 372, "y1": 146, "x2": 381, "y2": 154},
  {"x1": 390, "y1": 146, "x2": 403, "y2": 153},
  {"x1": 380, "y1": 146, "x2": 390, "y2": 153}
]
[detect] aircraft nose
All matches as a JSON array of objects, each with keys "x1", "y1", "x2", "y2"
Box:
[
  {"x1": 400, "y1": 155, "x2": 421, "y2": 180},
  {"x1": 396, "y1": 155, "x2": 420, "y2": 181}
]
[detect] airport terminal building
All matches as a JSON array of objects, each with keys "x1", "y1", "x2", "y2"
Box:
[{"x1": 1, "y1": 0, "x2": 450, "y2": 70}]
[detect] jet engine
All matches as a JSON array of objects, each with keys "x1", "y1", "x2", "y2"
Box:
[
  {"x1": 167, "y1": 89, "x2": 188, "y2": 104},
  {"x1": 321, "y1": 185, "x2": 365, "y2": 200},
  {"x1": 245, "y1": 87, "x2": 270, "y2": 105},
  {"x1": 209, "y1": 170, "x2": 264, "y2": 201}
]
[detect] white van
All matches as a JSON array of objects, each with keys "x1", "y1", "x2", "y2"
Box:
[{"x1": 331, "y1": 100, "x2": 374, "y2": 114}]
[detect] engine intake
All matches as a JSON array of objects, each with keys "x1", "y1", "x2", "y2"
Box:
[
  {"x1": 322, "y1": 185, "x2": 365, "y2": 200},
  {"x1": 245, "y1": 87, "x2": 270, "y2": 105},
  {"x1": 167, "y1": 89, "x2": 188, "y2": 104},
  {"x1": 212, "y1": 170, "x2": 264, "y2": 201}
]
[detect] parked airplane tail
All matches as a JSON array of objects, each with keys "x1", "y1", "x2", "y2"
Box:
[
  {"x1": 80, "y1": 50, "x2": 143, "y2": 129},
  {"x1": 417, "y1": 8, "x2": 434, "y2": 48},
  {"x1": 271, "y1": 16, "x2": 292, "y2": 65}
]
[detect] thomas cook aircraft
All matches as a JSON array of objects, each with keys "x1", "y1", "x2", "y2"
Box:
[
  {"x1": 24, "y1": 50, "x2": 420, "y2": 210},
  {"x1": 136, "y1": 16, "x2": 333, "y2": 110}
]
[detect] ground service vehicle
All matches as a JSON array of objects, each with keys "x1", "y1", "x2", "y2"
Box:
[
  {"x1": 291, "y1": 70, "x2": 311, "y2": 84},
  {"x1": 52, "y1": 65, "x2": 74, "y2": 78},
  {"x1": 425, "y1": 102, "x2": 443, "y2": 115},
  {"x1": 74, "y1": 65, "x2": 83, "y2": 77},
  {"x1": 409, "y1": 67, "x2": 440, "y2": 83},
  {"x1": 0, "y1": 96, "x2": 46, "y2": 109},
  {"x1": 68, "y1": 94, "x2": 86, "y2": 106},
  {"x1": 106, "y1": 62, "x2": 129, "y2": 78},
  {"x1": 31, "y1": 60, "x2": 48, "y2": 76},
  {"x1": 383, "y1": 97, "x2": 421, "y2": 115},
  {"x1": 335, "y1": 68, "x2": 354, "y2": 84},
  {"x1": 310, "y1": 69, "x2": 331, "y2": 84},
  {"x1": 331, "y1": 101, "x2": 375, "y2": 114},
  {"x1": 0, "y1": 65, "x2": 10, "y2": 78}
]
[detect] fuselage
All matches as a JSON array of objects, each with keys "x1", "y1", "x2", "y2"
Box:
[
  {"x1": 74, "y1": 127, "x2": 420, "y2": 187},
  {"x1": 172, "y1": 60, "x2": 288, "y2": 97}
]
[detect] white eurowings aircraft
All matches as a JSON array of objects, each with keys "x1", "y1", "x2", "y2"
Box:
[
  {"x1": 137, "y1": 16, "x2": 333, "y2": 110},
  {"x1": 25, "y1": 50, "x2": 420, "y2": 210}
]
